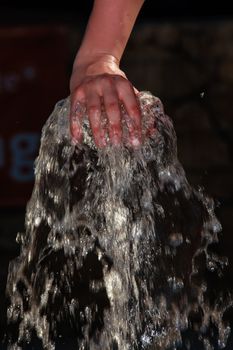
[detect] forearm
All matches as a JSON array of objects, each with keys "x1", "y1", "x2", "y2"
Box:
[
  {"x1": 74, "y1": 0, "x2": 145, "y2": 67},
  {"x1": 70, "y1": 0, "x2": 144, "y2": 147}
]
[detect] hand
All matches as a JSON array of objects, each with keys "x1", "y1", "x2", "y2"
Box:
[{"x1": 69, "y1": 54, "x2": 142, "y2": 148}]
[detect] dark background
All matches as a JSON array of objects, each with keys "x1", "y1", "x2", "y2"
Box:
[
  {"x1": 1, "y1": 0, "x2": 233, "y2": 19},
  {"x1": 1, "y1": 0, "x2": 233, "y2": 26},
  {"x1": 0, "y1": 1, "x2": 233, "y2": 348}
]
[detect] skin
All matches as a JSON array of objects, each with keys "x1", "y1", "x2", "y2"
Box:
[{"x1": 70, "y1": 0, "x2": 145, "y2": 148}]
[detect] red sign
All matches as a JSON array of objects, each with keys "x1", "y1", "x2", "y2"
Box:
[{"x1": 0, "y1": 25, "x2": 70, "y2": 206}]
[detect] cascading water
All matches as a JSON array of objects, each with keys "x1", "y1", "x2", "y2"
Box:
[{"x1": 5, "y1": 91, "x2": 232, "y2": 349}]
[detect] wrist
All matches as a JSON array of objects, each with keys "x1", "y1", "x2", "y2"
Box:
[{"x1": 73, "y1": 52, "x2": 120, "y2": 72}]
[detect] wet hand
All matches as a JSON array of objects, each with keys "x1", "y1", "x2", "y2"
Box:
[{"x1": 69, "y1": 54, "x2": 142, "y2": 148}]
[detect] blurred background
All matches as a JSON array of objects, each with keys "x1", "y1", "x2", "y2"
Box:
[{"x1": 0, "y1": 0, "x2": 233, "y2": 346}]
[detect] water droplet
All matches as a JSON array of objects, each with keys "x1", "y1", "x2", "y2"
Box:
[
  {"x1": 200, "y1": 91, "x2": 205, "y2": 98},
  {"x1": 34, "y1": 217, "x2": 41, "y2": 227},
  {"x1": 168, "y1": 233, "x2": 183, "y2": 247},
  {"x1": 167, "y1": 276, "x2": 184, "y2": 292}
]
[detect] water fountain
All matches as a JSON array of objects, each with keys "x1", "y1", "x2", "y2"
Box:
[{"x1": 5, "y1": 91, "x2": 232, "y2": 349}]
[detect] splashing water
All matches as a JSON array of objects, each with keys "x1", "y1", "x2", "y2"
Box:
[{"x1": 5, "y1": 91, "x2": 232, "y2": 349}]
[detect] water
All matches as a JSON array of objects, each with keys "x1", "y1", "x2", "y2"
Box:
[{"x1": 5, "y1": 91, "x2": 232, "y2": 349}]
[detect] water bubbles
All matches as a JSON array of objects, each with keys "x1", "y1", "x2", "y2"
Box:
[
  {"x1": 5, "y1": 92, "x2": 232, "y2": 350},
  {"x1": 47, "y1": 215, "x2": 52, "y2": 227},
  {"x1": 168, "y1": 233, "x2": 184, "y2": 247},
  {"x1": 142, "y1": 143, "x2": 155, "y2": 161},
  {"x1": 206, "y1": 260, "x2": 216, "y2": 272},
  {"x1": 141, "y1": 333, "x2": 152, "y2": 345},
  {"x1": 155, "y1": 204, "x2": 165, "y2": 218},
  {"x1": 105, "y1": 270, "x2": 123, "y2": 305},
  {"x1": 112, "y1": 206, "x2": 128, "y2": 230},
  {"x1": 16, "y1": 232, "x2": 23, "y2": 244},
  {"x1": 46, "y1": 161, "x2": 52, "y2": 173},
  {"x1": 84, "y1": 306, "x2": 92, "y2": 323},
  {"x1": 200, "y1": 91, "x2": 205, "y2": 98},
  {"x1": 203, "y1": 338, "x2": 213, "y2": 350},
  {"x1": 167, "y1": 276, "x2": 184, "y2": 293},
  {"x1": 218, "y1": 326, "x2": 231, "y2": 349},
  {"x1": 34, "y1": 216, "x2": 41, "y2": 227},
  {"x1": 212, "y1": 219, "x2": 222, "y2": 234}
]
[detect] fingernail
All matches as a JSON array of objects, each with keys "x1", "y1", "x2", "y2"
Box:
[
  {"x1": 96, "y1": 138, "x2": 107, "y2": 148},
  {"x1": 70, "y1": 123, "x2": 82, "y2": 143},
  {"x1": 131, "y1": 136, "x2": 141, "y2": 147},
  {"x1": 111, "y1": 134, "x2": 120, "y2": 146}
]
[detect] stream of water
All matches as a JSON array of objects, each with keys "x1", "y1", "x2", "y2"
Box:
[{"x1": 5, "y1": 91, "x2": 232, "y2": 349}]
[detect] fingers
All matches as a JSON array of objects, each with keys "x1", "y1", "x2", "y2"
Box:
[
  {"x1": 86, "y1": 88, "x2": 107, "y2": 148},
  {"x1": 115, "y1": 79, "x2": 142, "y2": 147},
  {"x1": 102, "y1": 79, "x2": 122, "y2": 145},
  {"x1": 70, "y1": 74, "x2": 142, "y2": 148}
]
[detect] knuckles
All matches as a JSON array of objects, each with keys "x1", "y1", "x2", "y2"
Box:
[
  {"x1": 88, "y1": 105, "x2": 101, "y2": 117},
  {"x1": 106, "y1": 102, "x2": 120, "y2": 114},
  {"x1": 69, "y1": 73, "x2": 141, "y2": 147},
  {"x1": 129, "y1": 104, "x2": 141, "y2": 117}
]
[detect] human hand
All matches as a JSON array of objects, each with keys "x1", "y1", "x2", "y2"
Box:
[{"x1": 69, "y1": 54, "x2": 142, "y2": 148}]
